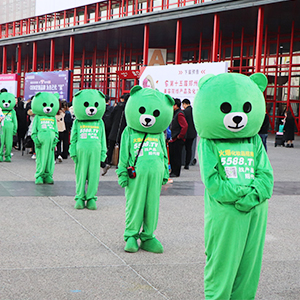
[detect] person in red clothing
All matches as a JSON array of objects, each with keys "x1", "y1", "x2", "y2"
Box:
[{"x1": 169, "y1": 98, "x2": 188, "y2": 177}]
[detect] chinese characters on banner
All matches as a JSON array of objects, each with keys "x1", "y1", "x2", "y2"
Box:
[
  {"x1": 24, "y1": 71, "x2": 70, "y2": 102},
  {"x1": 139, "y1": 62, "x2": 228, "y2": 105}
]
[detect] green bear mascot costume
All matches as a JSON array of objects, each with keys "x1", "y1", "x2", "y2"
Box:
[
  {"x1": 31, "y1": 92, "x2": 60, "y2": 184},
  {"x1": 116, "y1": 86, "x2": 174, "y2": 253},
  {"x1": 0, "y1": 92, "x2": 18, "y2": 162},
  {"x1": 193, "y1": 73, "x2": 274, "y2": 299},
  {"x1": 69, "y1": 89, "x2": 106, "y2": 210}
]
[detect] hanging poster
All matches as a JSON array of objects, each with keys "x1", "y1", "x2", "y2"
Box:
[
  {"x1": 0, "y1": 74, "x2": 18, "y2": 96},
  {"x1": 24, "y1": 71, "x2": 70, "y2": 102},
  {"x1": 139, "y1": 62, "x2": 228, "y2": 105}
]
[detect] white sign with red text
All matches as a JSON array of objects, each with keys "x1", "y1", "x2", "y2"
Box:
[
  {"x1": 139, "y1": 62, "x2": 228, "y2": 104},
  {"x1": 0, "y1": 74, "x2": 18, "y2": 96}
]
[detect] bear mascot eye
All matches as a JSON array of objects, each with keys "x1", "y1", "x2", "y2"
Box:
[
  {"x1": 95, "y1": 102, "x2": 99, "y2": 108},
  {"x1": 84, "y1": 102, "x2": 89, "y2": 107},
  {"x1": 243, "y1": 102, "x2": 252, "y2": 113},
  {"x1": 153, "y1": 110, "x2": 160, "y2": 117},
  {"x1": 139, "y1": 107, "x2": 146, "y2": 114},
  {"x1": 50, "y1": 103, "x2": 54, "y2": 108},
  {"x1": 8, "y1": 100, "x2": 11, "y2": 104},
  {"x1": 43, "y1": 102, "x2": 47, "y2": 107},
  {"x1": 220, "y1": 102, "x2": 232, "y2": 113},
  {"x1": 2, "y1": 100, "x2": 5, "y2": 103}
]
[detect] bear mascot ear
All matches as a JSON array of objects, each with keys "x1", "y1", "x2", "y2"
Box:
[
  {"x1": 198, "y1": 74, "x2": 215, "y2": 89},
  {"x1": 74, "y1": 90, "x2": 82, "y2": 97},
  {"x1": 53, "y1": 92, "x2": 60, "y2": 99},
  {"x1": 250, "y1": 73, "x2": 268, "y2": 92},
  {"x1": 166, "y1": 94, "x2": 175, "y2": 106},
  {"x1": 130, "y1": 85, "x2": 142, "y2": 95},
  {"x1": 98, "y1": 90, "x2": 105, "y2": 98},
  {"x1": 34, "y1": 92, "x2": 41, "y2": 97}
]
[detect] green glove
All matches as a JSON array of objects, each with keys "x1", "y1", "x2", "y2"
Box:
[
  {"x1": 235, "y1": 188, "x2": 260, "y2": 213},
  {"x1": 71, "y1": 156, "x2": 78, "y2": 164},
  {"x1": 162, "y1": 178, "x2": 168, "y2": 185},
  {"x1": 34, "y1": 139, "x2": 42, "y2": 148},
  {"x1": 118, "y1": 175, "x2": 128, "y2": 188}
]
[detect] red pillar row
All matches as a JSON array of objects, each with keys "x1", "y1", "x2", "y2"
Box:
[
  {"x1": 212, "y1": 13, "x2": 220, "y2": 62},
  {"x1": 69, "y1": 36, "x2": 75, "y2": 101},
  {"x1": 17, "y1": 44, "x2": 22, "y2": 97},
  {"x1": 175, "y1": 20, "x2": 182, "y2": 65},
  {"x1": 2, "y1": 46, "x2": 7, "y2": 73},
  {"x1": 143, "y1": 24, "x2": 149, "y2": 66},
  {"x1": 32, "y1": 42, "x2": 37, "y2": 72},
  {"x1": 50, "y1": 39, "x2": 55, "y2": 71},
  {"x1": 255, "y1": 6, "x2": 264, "y2": 73}
]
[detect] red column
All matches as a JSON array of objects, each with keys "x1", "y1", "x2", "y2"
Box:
[
  {"x1": 81, "y1": 47, "x2": 85, "y2": 89},
  {"x1": 84, "y1": 6, "x2": 88, "y2": 24},
  {"x1": 17, "y1": 44, "x2": 22, "y2": 97},
  {"x1": 32, "y1": 42, "x2": 37, "y2": 72},
  {"x1": 255, "y1": 6, "x2": 264, "y2": 73},
  {"x1": 2, "y1": 46, "x2": 7, "y2": 73},
  {"x1": 69, "y1": 36, "x2": 75, "y2": 101},
  {"x1": 92, "y1": 46, "x2": 96, "y2": 89},
  {"x1": 175, "y1": 20, "x2": 182, "y2": 65},
  {"x1": 212, "y1": 14, "x2": 220, "y2": 62},
  {"x1": 143, "y1": 24, "x2": 149, "y2": 66},
  {"x1": 50, "y1": 39, "x2": 55, "y2": 71},
  {"x1": 95, "y1": 3, "x2": 99, "y2": 21}
]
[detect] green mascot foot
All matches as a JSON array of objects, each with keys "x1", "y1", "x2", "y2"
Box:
[
  {"x1": 35, "y1": 177, "x2": 44, "y2": 185},
  {"x1": 140, "y1": 238, "x2": 164, "y2": 253},
  {"x1": 74, "y1": 199, "x2": 85, "y2": 209},
  {"x1": 0, "y1": 156, "x2": 3, "y2": 162},
  {"x1": 86, "y1": 199, "x2": 97, "y2": 210},
  {"x1": 124, "y1": 237, "x2": 139, "y2": 253},
  {"x1": 4, "y1": 157, "x2": 11, "y2": 162},
  {"x1": 44, "y1": 176, "x2": 54, "y2": 184}
]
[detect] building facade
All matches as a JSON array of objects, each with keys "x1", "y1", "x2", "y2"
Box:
[{"x1": 0, "y1": 0, "x2": 299, "y2": 133}]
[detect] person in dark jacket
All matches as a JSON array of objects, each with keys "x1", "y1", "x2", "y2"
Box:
[
  {"x1": 169, "y1": 98, "x2": 188, "y2": 177},
  {"x1": 284, "y1": 110, "x2": 295, "y2": 148},
  {"x1": 105, "y1": 93, "x2": 129, "y2": 165},
  {"x1": 258, "y1": 113, "x2": 269, "y2": 152},
  {"x1": 15, "y1": 97, "x2": 28, "y2": 150},
  {"x1": 182, "y1": 99, "x2": 197, "y2": 169},
  {"x1": 102, "y1": 95, "x2": 114, "y2": 145}
]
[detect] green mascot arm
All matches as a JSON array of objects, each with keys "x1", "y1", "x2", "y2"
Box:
[
  {"x1": 31, "y1": 116, "x2": 41, "y2": 148},
  {"x1": 160, "y1": 132, "x2": 169, "y2": 185},
  {"x1": 235, "y1": 135, "x2": 274, "y2": 212},
  {"x1": 99, "y1": 119, "x2": 107, "y2": 162},
  {"x1": 199, "y1": 138, "x2": 252, "y2": 204},
  {"x1": 12, "y1": 110, "x2": 18, "y2": 135},
  {"x1": 53, "y1": 117, "x2": 59, "y2": 148},
  {"x1": 116, "y1": 126, "x2": 130, "y2": 188},
  {"x1": 69, "y1": 119, "x2": 78, "y2": 161}
]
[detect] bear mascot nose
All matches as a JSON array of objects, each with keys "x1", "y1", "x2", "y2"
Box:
[{"x1": 233, "y1": 116, "x2": 242, "y2": 124}]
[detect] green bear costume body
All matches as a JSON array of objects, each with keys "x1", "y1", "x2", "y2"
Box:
[
  {"x1": 69, "y1": 89, "x2": 106, "y2": 210},
  {"x1": 193, "y1": 73, "x2": 274, "y2": 299},
  {"x1": 31, "y1": 92, "x2": 59, "y2": 184},
  {"x1": 0, "y1": 92, "x2": 17, "y2": 162},
  {"x1": 116, "y1": 86, "x2": 174, "y2": 253}
]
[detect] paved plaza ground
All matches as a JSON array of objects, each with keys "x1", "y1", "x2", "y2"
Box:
[{"x1": 0, "y1": 134, "x2": 299, "y2": 299}]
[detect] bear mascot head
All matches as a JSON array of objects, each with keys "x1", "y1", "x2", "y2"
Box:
[
  {"x1": 72, "y1": 89, "x2": 106, "y2": 121},
  {"x1": 125, "y1": 86, "x2": 175, "y2": 133},
  {"x1": 193, "y1": 72, "x2": 268, "y2": 139},
  {"x1": 32, "y1": 92, "x2": 60, "y2": 116},
  {"x1": 0, "y1": 92, "x2": 16, "y2": 112}
]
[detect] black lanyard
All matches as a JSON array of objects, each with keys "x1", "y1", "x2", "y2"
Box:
[{"x1": 133, "y1": 133, "x2": 147, "y2": 167}]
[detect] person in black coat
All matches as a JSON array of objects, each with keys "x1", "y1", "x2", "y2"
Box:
[
  {"x1": 284, "y1": 110, "x2": 295, "y2": 148},
  {"x1": 105, "y1": 93, "x2": 129, "y2": 165},
  {"x1": 102, "y1": 95, "x2": 114, "y2": 145},
  {"x1": 15, "y1": 97, "x2": 28, "y2": 150},
  {"x1": 182, "y1": 99, "x2": 197, "y2": 169}
]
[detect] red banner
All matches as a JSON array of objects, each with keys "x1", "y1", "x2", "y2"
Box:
[{"x1": 116, "y1": 70, "x2": 140, "y2": 79}]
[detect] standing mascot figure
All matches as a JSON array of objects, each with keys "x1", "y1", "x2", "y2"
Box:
[
  {"x1": 31, "y1": 92, "x2": 60, "y2": 184},
  {"x1": 193, "y1": 73, "x2": 274, "y2": 300},
  {"x1": 69, "y1": 89, "x2": 106, "y2": 210},
  {"x1": 116, "y1": 86, "x2": 174, "y2": 253},
  {"x1": 0, "y1": 92, "x2": 18, "y2": 162}
]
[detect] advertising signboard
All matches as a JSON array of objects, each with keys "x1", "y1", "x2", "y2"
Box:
[
  {"x1": 24, "y1": 71, "x2": 70, "y2": 102},
  {"x1": 0, "y1": 74, "x2": 18, "y2": 96},
  {"x1": 139, "y1": 62, "x2": 228, "y2": 105}
]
